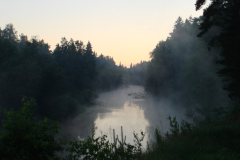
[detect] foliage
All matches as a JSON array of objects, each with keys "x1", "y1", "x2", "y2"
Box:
[
  {"x1": 144, "y1": 16, "x2": 230, "y2": 124},
  {"x1": 53, "y1": 38, "x2": 96, "y2": 94},
  {"x1": 132, "y1": 131, "x2": 145, "y2": 155},
  {"x1": 67, "y1": 130, "x2": 115, "y2": 160},
  {"x1": 1, "y1": 102, "x2": 239, "y2": 160},
  {"x1": 195, "y1": 0, "x2": 240, "y2": 100},
  {"x1": 67, "y1": 129, "x2": 145, "y2": 160},
  {"x1": 124, "y1": 61, "x2": 149, "y2": 85},
  {"x1": 0, "y1": 98, "x2": 66, "y2": 160},
  {"x1": 165, "y1": 116, "x2": 193, "y2": 138},
  {"x1": 185, "y1": 105, "x2": 227, "y2": 126},
  {"x1": 0, "y1": 34, "x2": 74, "y2": 120},
  {"x1": 95, "y1": 54, "x2": 124, "y2": 91},
  {"x1": 0, "y1": 23, "x2": 18, "y2": 45},
  {"x1": 0, "y1": 99, "x2": 146, "y2": 160},
  {"x1": 140, "y1": 112, "x2": 240, "y2": 160},
  {"x1": 166, "y1": 116, "x2": 180, "y2": 137},
  {"x1": 0, "y1": 24, "x2": 124, "y2": 121}
]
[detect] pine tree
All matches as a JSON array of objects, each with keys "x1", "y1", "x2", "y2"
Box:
[{"x1": 195, "y1": 0, "x2": 240, "y2": 99}]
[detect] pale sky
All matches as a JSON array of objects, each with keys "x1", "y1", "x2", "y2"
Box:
[{"x1": 1, "y1": 0, "x2": 207, "y2": 67}]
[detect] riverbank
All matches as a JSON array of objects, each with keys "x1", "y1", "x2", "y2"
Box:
[{"x1": 140, "y1": 106, "x2": 240, "y2": 160}]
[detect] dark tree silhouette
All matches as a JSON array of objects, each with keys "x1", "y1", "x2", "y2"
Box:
[{"x1": 195, "y1": 0, "x2": 240, "y2": 99}]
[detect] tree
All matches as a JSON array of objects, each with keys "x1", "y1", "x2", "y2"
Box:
[
  {"x1": 95, "y1": 54, "x2": 124, "y2": 91},
  {"x1": 195, "y1": 0, "x2": 240, "y2": 99},
  {"x1": 195, "y1": 0, "x2": 240, "y2": 19},
  {"x1": 19, "y1": 33, "x2": 28, "y2": 49},
  {"x1": 0, "y1": 38, "x2": 18, "y2": 65},
  {"x1": 85, "y1": 41, "x2": 93, "y2": 56},
  {"x1": 0, "y1": 98, "x2": 65, "y2": 160},
  {"x1": 0, "y1": 38, "x2": 20, "y2": 119},
  {"x1": 52, "y1": 38, "x2": 97, "y2": 103},
  {"x1": 144, "y1": 17, "x2": 229, "y2": 114},
  {"x1": 82, "y1": 41, "x2": 97, "y2": 92},
  {"x1": 0, "y1": 24, "x2": 18, "y2": 45}
]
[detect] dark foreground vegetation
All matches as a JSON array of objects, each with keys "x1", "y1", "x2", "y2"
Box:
[
  {"x1": 0, "y1": 98, "x2": 239, "y2": 159},
  {"x1": 0, "y1": 98, "x2": 146, "y2": 159},
  {"x1": 1, "y1": 0, "x2": 240, "y2": 159},
  {"x1": 140, "y1": 107, "x2": 240, "y2": 160}
]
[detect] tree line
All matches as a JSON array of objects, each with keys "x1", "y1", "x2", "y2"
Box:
[
  {"x1": 0, "y1": 24, "x2": 124, "y2": 121},
  {"x1": 1, "y1": 0, "x2": 240, "y2": 158},
  {"x1": 144, "y1": 0, "x2": 240, "y2": 125}
]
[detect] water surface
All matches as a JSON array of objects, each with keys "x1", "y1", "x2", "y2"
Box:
[{"x1": 60, "y1": 85, "x2": 186, "y2": 148}]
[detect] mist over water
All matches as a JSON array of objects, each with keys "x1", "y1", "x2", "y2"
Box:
[
  {"x1": 94, "y1": 101, "x2": 149, "y2": 146},
  {"x1": 60, "y1": 85, "x2": 186, "y2": 148}
]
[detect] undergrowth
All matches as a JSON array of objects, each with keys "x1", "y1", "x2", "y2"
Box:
[
  {"x1": 1, "y1": 99, "x2": 240, "y2": 159},
  {"x1": 140, "y1": 105, "x2": 240, "y2": 160}
]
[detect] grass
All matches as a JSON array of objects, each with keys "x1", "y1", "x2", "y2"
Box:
[{"x1": 139, "y1": 106, "x2": 240, "y2": 160}]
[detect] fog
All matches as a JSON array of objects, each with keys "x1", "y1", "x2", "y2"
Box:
[{"x1": 60, "y1": 85, "x2": 187, "y2": 148}]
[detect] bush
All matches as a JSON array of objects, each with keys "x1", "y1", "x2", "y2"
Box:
[
  {"x1": 0, "y1": 98, "x2": 66, "y2": 160},
  {"x1": 66, "y1": 129, "x2": 145, "y2": 160}
]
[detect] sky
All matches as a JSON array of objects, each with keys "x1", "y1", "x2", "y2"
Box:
[{"x1": 1, "y1": 0, "x2": 208, "y2": 67}]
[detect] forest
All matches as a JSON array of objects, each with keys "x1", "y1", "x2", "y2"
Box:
[
  {"x1": 0, "y1": 0, "x2": 240, "y2": 159},
  {"x1": 0, "y1": 28, "x2": 127, "y2": 122}
]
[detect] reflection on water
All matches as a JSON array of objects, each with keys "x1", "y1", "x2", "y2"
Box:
[
  {"x1": 60, "y1": 85, "x2": 186, "y2": 149},
  {"x1": 94, "y1": 100, "x2": 149, "y2": 147}
]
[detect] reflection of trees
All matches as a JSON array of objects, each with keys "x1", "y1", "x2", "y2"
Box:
[
  {"x1": 59, "y1": 110, "x2": 97, "y2": 141},
  {"x1": 135, "y1": 99, "x2": 186, "y2": 142},
  {"x1": 60, "y1": 86, "x2": 150, "y2": 145},
  {"x1": 128, "y1": 92, "x2": 149, "y2": 99}
]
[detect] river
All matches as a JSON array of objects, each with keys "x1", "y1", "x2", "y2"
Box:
[{"x1": 60, "y1": 85, "x2": 186, "y2": 148}]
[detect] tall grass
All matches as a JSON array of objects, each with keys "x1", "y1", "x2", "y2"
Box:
[{"x1": 140, "y1": 106, "x2": 240, "y2": 160}]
